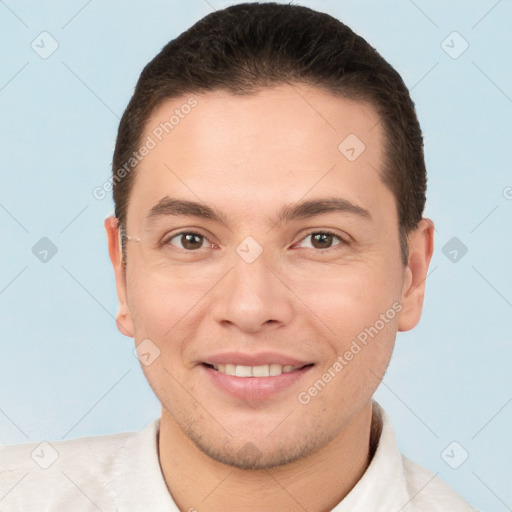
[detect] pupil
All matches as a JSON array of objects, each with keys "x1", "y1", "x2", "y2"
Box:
[
  {"x1": 312, "y1": 233, "x2": 332, "y2": 249},
  {"x1": 182, "y1": 233, "x2": 202, "y2": 250}
]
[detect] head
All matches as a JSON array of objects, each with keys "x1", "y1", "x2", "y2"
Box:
[{"x1": 106, "y1": 2, "x2": 433, "y2": 469}]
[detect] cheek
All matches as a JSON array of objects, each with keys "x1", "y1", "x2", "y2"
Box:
[
  {"x1": 294, "y1": 259, "x2": 403, "y2": 339},
  {"x1": 125, "y1": 269, "x2": 194, "y2": 340},
  {"x1": 127, "y1": 272, "x2": 201, "y2": 398},
  {"x1": 293, "y1": 258, "x2": 402, "y2": 402}
]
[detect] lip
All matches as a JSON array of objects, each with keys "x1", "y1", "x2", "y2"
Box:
[
  {"x1": 199, "y1": 362, "x2": 314, "y2": 401},
  {"x1": 202, "y1": 351, "x2": 312, "y2": 367}
]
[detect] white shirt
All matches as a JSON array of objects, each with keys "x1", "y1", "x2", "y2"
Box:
[{"x1": 0, "y1": 402, "x2": 477, "y2": 511}]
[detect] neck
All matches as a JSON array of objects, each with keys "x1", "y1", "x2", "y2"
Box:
[{"x1": 159, "y1": 402, "x2": 374, "y2": 512}]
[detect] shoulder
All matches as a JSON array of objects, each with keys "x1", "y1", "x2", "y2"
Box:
[
  {"x1": 355, "y1": 402, "x2": 478, "y2": 512},
  {"x1": 0, "y1": 421, "x2": 159, "y2": 512},
  {"x1": 0, "y1": 428, "x2": 133, "y2": 472},
  {"x1": 401, "y1": 455, "x2": 479, "y2": 512}
]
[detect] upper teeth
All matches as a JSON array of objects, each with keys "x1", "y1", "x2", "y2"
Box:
[{"x1": 212, "y1": 363, "x2": 301, "y2": 377}]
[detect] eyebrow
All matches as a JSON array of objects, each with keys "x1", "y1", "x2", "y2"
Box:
[{"x1": 144, "y1": 196, "x2": 371, "y2": 227}]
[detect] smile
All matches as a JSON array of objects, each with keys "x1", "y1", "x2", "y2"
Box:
[
  {"x1": 204, "y1": 363, "x2": 304, "y2": 377},
  {"x1": 201, "y1": 361, "x2": 314, "y2": 401}
]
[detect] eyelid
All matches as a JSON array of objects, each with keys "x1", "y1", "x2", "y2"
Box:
[
  {"x1": 161, "y1": 228, "x2": 350, "y2": 251},
  {"x1": 162, "y1": 229, "x2": 217, "y2": 249},
  {"x1": 293, "y1": 229, "x2": 349, "y2": 250}
]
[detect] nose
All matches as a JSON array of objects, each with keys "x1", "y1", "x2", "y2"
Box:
[{"x1": 210, "y1": 249, "x2": 295, "y2": 333}]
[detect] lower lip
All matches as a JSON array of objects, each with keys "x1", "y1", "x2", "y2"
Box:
[{"x1": 201, "y1": 364, "x2": 314, "y2": 401}]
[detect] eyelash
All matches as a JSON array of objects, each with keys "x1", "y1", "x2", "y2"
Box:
[{"x1": 161, "y1": 229, "x2": 349, "y2": 252}]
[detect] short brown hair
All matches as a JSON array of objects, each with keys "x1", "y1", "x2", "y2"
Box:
[{"x1": 112, "y1": 2, "x2": 426, "y2": 265}]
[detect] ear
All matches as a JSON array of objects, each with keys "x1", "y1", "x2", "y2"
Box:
[
  {"x1": 105, "y1": 215, "x2": 134, "y2": 338},
  {"x1": 398, "y1": 218, "x2": 435, "y2": 332}
]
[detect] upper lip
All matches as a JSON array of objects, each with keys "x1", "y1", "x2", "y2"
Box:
[{"x1": 202, "y1": 351, "x2": 313, "y2": 367}]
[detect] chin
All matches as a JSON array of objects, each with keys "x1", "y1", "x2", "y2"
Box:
[
  {"x1": 192, "y1": 438, "x2": 309, "y2": 470},
  {"x1": 182, "y1": 418, "x2": 336, "y2": 470}
]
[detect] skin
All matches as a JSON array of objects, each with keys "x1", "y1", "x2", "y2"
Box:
[{"x1": 105, "y1": 83, "x2": 434, "y2": 512}]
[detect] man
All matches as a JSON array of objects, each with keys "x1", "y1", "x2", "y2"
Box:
[{"x1": 0, "y1": 3, "x2": 477, "y2": 510}]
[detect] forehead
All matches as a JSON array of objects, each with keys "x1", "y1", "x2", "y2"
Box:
[{"x1": 127, "y1": 84, "x2": 393, "y2": 229}]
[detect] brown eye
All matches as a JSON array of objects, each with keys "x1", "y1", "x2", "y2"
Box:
[
  {"x1": 311, "y1": 233, "x2": 334, "y2": 249},
  {"x1": 168, "y1": 232, "x2": 207, "y2": 250},
  {"x1": 296, "y1": 231, "x2": 344, "y2": 250}
]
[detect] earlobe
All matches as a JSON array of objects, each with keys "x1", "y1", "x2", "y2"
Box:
[
  {"x1": 104, "y1": 215, "x2": 135, "y2": 338},
  {"x1": 116, "y1": 309, "x2": 134, "y2": 338},
  {"x1": 398, "y1": 218, "x2": 434, "y2": 332}
]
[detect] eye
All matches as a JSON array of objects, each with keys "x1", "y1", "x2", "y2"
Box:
[
  {"x1": 165, "y1": 232, "x2": 211, "y2": 251},
  {"x1": 296, "y1": 231, "x2": 345, "y2": 250}
]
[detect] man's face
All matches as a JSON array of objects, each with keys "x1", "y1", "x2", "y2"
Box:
[{"x1": 113, "y1": 84, "x2": 419, "y2": 468}]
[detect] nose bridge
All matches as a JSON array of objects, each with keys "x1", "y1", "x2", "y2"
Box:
[{"x1": 211, "y1": 244, "x2": 294, "y2": 331}]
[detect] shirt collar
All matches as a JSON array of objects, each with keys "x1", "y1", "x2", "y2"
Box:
[
  {"x1": 332, "y1": 401, "x2": 410, "y2": 511},
  {"x1": 111, "y1": 401, "x2": 406, "y2": 511},
  {"x1": 111, "y1": 417, "x2": 179, "y2": 512}
]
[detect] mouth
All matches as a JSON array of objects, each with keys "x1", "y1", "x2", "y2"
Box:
[
  {"x1": 202, "y1": 362, "x2": 313, "y2": 377},
  {"x1": 200, "y1": 361, "x2": 315, "y2": 401}
]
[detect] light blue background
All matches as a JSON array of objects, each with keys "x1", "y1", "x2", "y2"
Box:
[{"x1": 1, "y1": 1, "x2": 511, "y2": 510}]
